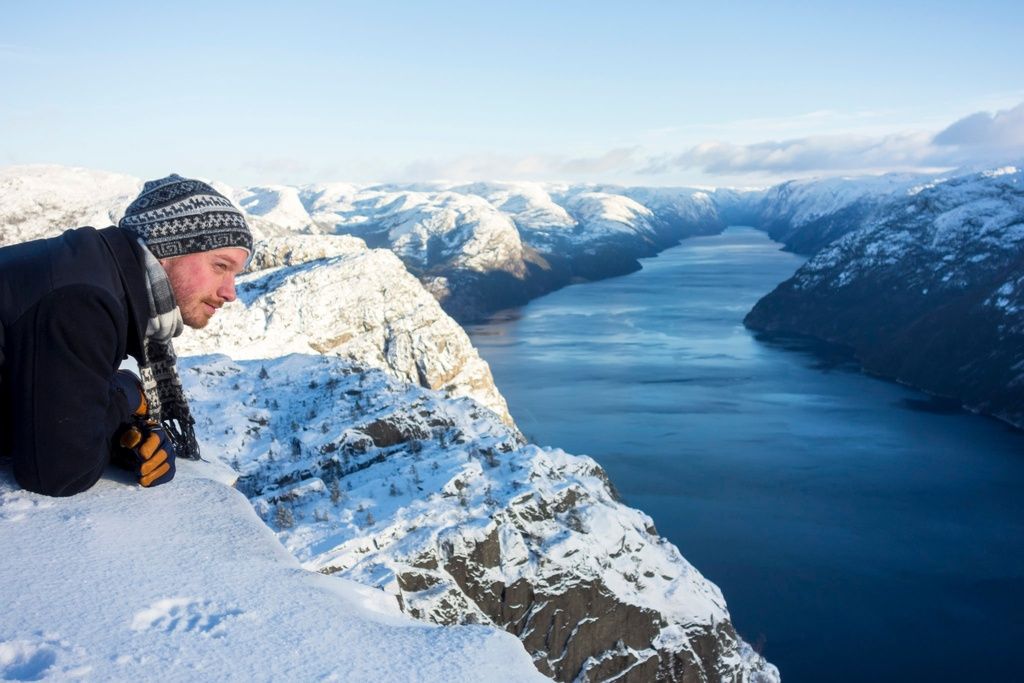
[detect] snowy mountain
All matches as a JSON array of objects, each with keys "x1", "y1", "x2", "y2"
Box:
[
  {"x1": 746, "y1": 166, "x2": 1024, "y2": 427},
  {"x1": 259, "y1": 180, "x2": 726, "y2": 320},
  {"x1": 752, "y1": 172, "x2": 931, "y2": 254},
  {"x1": 0, "y1": 165, "x2": 777, "y2": 681},
  {"x1": 173, "y1": 240, "x2": 776, "y2": 681},
  {"x1": 0, "y1": 165, "x2": 141, "y2": 248}
]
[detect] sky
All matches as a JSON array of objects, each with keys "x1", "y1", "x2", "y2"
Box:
[{"x1": 2, "y1": 0, "x2": 1024, "y2": 188}]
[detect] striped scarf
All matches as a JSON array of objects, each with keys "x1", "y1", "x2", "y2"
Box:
[{"x1": 136, "y1": 241, "x2": 201, "y2": 460}]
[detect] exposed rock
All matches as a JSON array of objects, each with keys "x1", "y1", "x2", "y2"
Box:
[{"x1": 184, "y1": 355, "x2": 778, "y2": 683}]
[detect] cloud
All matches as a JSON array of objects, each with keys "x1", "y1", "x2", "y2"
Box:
[
  {"x1": 656, "y1": 102, "x2": 1024, "y2": 177},
  {"x1": 933, "y1": 102, "x2": 1024, "y2": 147},
  {"x1": 396, "y1": 104, "x2": 1024, "y2": 184},
  {"x1": 660, "y1": 132, "x2": 934, "y2": 175}
]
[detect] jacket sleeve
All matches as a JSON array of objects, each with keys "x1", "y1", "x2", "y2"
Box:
[{"x1": 8, "y1": 285, "x2": 132, "y2": 496}]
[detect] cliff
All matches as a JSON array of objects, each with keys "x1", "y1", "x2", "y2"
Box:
[{"x1": 745, "y1": 166, "x2": 1024, "y2": 428}]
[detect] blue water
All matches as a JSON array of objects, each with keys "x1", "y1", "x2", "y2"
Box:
[{"x1": 465, "y1": 227, "x2": 1024, "y2": 682}]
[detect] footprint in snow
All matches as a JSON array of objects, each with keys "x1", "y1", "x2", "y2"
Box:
[
  {"x1": 0, "y1": 491, "x2": 55, "y2": 523},
  {"x1": 130, "y1": 598, "x2": 243, "y2": 638},
  {"x1": 0, "y1": 635, "x2": 89, "y2": 681}
]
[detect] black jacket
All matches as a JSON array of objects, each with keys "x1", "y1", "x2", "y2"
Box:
[{"x1": 0, "y1": 226, "x2": 150, "y2": 496}]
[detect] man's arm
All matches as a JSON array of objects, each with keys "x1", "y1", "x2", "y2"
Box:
[{"x1": 8, "y1": 285, "x2": 132, "y2": 496}]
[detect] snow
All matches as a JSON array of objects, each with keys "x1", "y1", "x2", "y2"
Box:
[
  {"x1": 792, "y1": 166, "x2": 1024, "y2": 293},
  {"x1": 0, "y1": 165, "x2": 140, "y2": 248},
  {"x1": 173, "y1": 235, "x2": 514, "y2": 425},
  {"x1": 234, "y1": 185, "x2": 318, "y2": 234},
  {"x1": 176, "y1": 353, "x2": 757, "y2": 661},
  {"x1": 0, "y1": 463, "x2": 544, "y2": 682},
  {"x1": 761, "y1": 172, "x2": 928, "y2": 228}
]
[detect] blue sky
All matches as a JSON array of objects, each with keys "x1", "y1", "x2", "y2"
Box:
[{"x1": 3, "y1": 1, "x2": 1023, "y2": 187}]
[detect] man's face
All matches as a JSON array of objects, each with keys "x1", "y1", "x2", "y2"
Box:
[{"x1": 160, "y1": 247, "x2": 248, "y2": 329}]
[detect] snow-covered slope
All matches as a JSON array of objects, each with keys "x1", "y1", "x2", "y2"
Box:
[
  {"x1": 753, "y1": 172, "x2": 930, "y2": 253},
  {"x1": 172, "y1": 241, "x2": 775, "y2": 680},
  {"x1": 179, "y1": 353, "x2": 778, "y2": 683},
  {"x1": 746, "y1": 165, "x2": 1024, "y2": 427},
  {"x1": 174, "y1": 234, "x2": 514, "y2": 426},
  {"x1": 0, "y1": 165, "x2": 141, "y2": 247},
  {"x1": 235, "y1": 184, "x2": 319, "y2": 234},
  {"x1": 304, "y1": 187, "x2": 529, "y2": 275},
  {"x1": 0, "y1": 463, "x2": 544, "y2": 682}
]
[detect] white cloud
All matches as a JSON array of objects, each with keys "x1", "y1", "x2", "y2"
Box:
[
  {"x1": 933, "y1": 102, "x2": 1024, "y2": 147},
  {"x1": 651, "y1": 102, "x2": 1024, "y2": 177},
  {"x1": 383, "y1": 103, "x2": 1024, "y2": 185},
  {"x1": 662, "y1": 132, "x2": 935, "y2": 175}
]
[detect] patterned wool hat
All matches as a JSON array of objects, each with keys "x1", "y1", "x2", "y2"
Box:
[{"x1": 119, "y1": 174, "x2": 253, "y2": 259}]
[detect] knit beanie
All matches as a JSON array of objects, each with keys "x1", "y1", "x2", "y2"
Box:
[{"x1": 119, "y1": 174, "x2": 253, "y2": 259}]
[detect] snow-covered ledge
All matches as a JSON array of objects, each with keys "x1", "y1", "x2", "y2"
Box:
[{"x1": 0, "y1": 463, "x2": 543, "y2": 682}]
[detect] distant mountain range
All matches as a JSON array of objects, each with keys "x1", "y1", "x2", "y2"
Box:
[{"x1": 234, "y1": 179, "x2": 730, "y2": 320}]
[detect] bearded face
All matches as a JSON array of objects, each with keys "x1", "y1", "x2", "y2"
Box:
[{"x1": 159, "y1": 247, "x2": 248, "y2": 329}]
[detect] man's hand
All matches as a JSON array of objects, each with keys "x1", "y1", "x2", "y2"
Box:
[{"x1": 118, "y1": 422, "x2": 176, "y2": 488}]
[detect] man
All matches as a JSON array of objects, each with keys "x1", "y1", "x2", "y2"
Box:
[{"x1": 0, "y1": 174, "x2": 252, "y2": 496}]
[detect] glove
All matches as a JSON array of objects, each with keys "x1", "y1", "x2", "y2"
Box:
[
  {"x1": 111, "y1": 369, "x2": 147, "y2": 419},
  {"x1": 117, "y1": 421, "x2": 176, "y2": 488}
]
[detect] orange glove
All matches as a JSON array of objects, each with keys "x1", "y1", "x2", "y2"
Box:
[{"x1": 118, "y1": 421, "x2": 176, "y2": 488}]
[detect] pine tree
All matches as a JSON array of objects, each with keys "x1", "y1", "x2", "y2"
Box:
[
  {"x1": 484, "y1": 485, "x2": 498, "y2": 507},
  {"x1": 483, "y1": 449, "x2": 499, "y2": 468},
  {"x1": 275, "y1": 503, "x2": 295, "y2": 530}
]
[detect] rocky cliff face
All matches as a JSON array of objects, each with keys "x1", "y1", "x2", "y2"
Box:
[
  {"x1": 745, "y1": 166, "x2": 1024, "y2": 427},
  {"x1": 174, "y1": 233, "x2": 515, "y2": 427},
  {"x1": 182, "y1": 353, "x2": 778, "y2": 683}
]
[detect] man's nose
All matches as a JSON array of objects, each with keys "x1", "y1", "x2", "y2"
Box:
[{"x1": 219, "y1": 276, "x2": 237, "y2": 302}]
